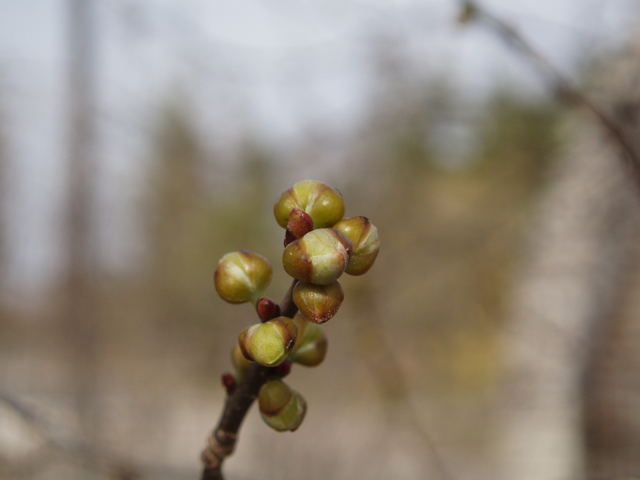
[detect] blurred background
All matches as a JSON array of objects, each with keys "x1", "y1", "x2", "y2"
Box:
[{"x1": 2, "y1": 0, "x2": 640, "y2": 479}]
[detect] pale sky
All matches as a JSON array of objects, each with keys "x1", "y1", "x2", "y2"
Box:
[{"x1": 1, "y1": 0, "x2": 639, "y2": 296}]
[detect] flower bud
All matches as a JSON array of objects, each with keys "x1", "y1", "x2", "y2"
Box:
[
  {"x1": 274, "y1": 180, "x2": 345, "y2": 229},
  {"x1": 238, "y1": 317, "x2": 298, "y2": 367},
  {"x1": 214, "y1": 251, "x2": 272, "y2": 305},
  {"x1": 332, "y1": 217, "x2": 380, "y2": 276},
  {"x1": 288, "y1": 313, "x2": 328, "y2": 367},
  {"x1": 231, "y1": 344, "x2": 252, "y2": 382},
  {"x1": 293, "y1": 281, "x2": 343, "y2": 324},
  {"x1": 258, "y1": 379, "x2": 307, "y2": 432},
  {"x1": 282, "y1": 228, "x2": 352, "y2": 285}
]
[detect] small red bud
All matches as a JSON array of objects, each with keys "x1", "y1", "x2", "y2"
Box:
[
  {"x1": 221, "y1": 372, "x2": 237, "y2": 395},
  {"x1": 287, "y1": 208, "x2": 314, "y2": 239},
  {"x1": 274, "y1": 359, "x2": 292, "y2": 378},
  {"x1": 257, "y1": 297, "x2": 281, "y2": 321}
]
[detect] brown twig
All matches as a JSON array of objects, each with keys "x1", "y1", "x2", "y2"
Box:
[
  {"x1": 460, "y1": 0, "x2": 640, "y2": 188},
  {"x1": 200, "y1": 280, "x2": 299, "y2": 480}
]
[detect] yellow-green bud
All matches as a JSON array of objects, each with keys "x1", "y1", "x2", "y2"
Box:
[
  {"x1": 274, "y1": 180, "x2": 345, "y2": 229},
  {"x1": 214, "y1": 251, "x2": 272, "y2": 305},
  {"x1": 332, "y1": 217, "x2": 380, "y2": 276},
  {"x1": 258, "y1": 379, "x2": 307, "y2": 432},
  {"x1": 238, "y1": 317, "x2": 298, "y2": 367},
  {"x1": 288, "y1": 314, "x2": 328, "y2": 367},
  {"x1": 282, "y1": 228, "x2": 352, "y2": 285},
  {"x1": 231, "y1": 344, "x2": 252, "y2": 382},
  {"x1": 292, "y1": 281, "x2": 343, "y2": 324}
]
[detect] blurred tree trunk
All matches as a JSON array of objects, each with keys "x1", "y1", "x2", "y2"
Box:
[
  {"x1": 63, "y1": 0, "x2": 99, "y2": 444},
  {"x1": 0, "y1": 107, "x2": 6, "y2": 292},
  {"x1": 498, "y1": 34, "x2": 640, "y2": 480}
]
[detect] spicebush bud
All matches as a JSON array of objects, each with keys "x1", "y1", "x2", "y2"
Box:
[
  {"x1": 258, "y1": 379, "x2": 307, "y2": 432},
  {"x1": 288, "y1": 314, "x2": 328, "y2": 367},
  {"x1": 274, "y1": 359, "x2": 292, "y2": 378},
  {"x1": 282, "y1": 228, "x2": 352, "y2": 285},
  {"x1": 257, "y1": 297, "x2": 280, "y2": 321},
  {"x1": 238, "y1": 317, "x2": 298, "y2": 367},
  {"x1": 214, "y1": 251, "x2": 272, "y2": 305},
  {"x1": 231, "y1": 344, "x2": 252, "y2": 382},
  {"x1": 274, "y1": 180, "x2": 345, "y2": 229},
  {"x1": 221, "y1": 372, "x2": 237, "y2": 395},
  {"x1": 287, "y1": 208, "x2": 314, "y2": 239},
  {"x1": 332, "y1": 217, "x2": 380, "y2": 276},
  {"x1": 293, "y1": 281, "x2": 344, "y2": 324}
]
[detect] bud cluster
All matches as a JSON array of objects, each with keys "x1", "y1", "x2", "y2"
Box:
[{"x1": 212, "y1": 180, "x2": 379, "y2": 433}]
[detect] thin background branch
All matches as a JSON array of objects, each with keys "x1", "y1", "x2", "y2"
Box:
[{"x1": 459, "y1": 0, "x2": 640, "y2": 190}]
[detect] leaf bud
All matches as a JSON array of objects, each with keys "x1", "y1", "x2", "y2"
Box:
[
  {"x1": 284, "y1": 229, "x2": 297, "y2": 247},
  {"x1": 282, "y1": 228, "x2": 352, "y2": 285},
  {"x1": 287, "y1": 208, "x2": 314, "y2": 239},
  {"x1": 258, "y1": 379, "x2": 307, "y2": 432},
  {"x1": 238, "y1": 317, "x2": 298, "y2": 367},
  {"x1": 288, "y1": 313, "x2": 328, "y2": 367},
  {"x1": 257, "y1": 297, "x2": 280, "y2": 321},
  {"x1": 274, "y1": 180, "x2": 345, "y2": 229},
  {"x1": 292, "y1": 281, "x2": 344, "y2": 324},
  {"x1": 231, "y1": 344, "x2": 252, "y2": 382},
  {"x1": 332, "y1": 217, "x2": 380, "y2": 275},
  {"x1": 221, "y1": 372, "x2": 237, "y2": 395},
  {"x1": 214, "y1": 251, "x2": 272, "y2": 305},
  {"x1": 273, "y1": 359, "x2": 292, "y2": 378}
]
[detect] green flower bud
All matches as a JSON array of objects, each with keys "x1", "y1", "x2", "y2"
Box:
[
  {"x1": 238, "y1": 317, "x2": 298, "y2": 367},
  {"x1": 258, "y1": 379, "x2": 307, "y2": 432},
  {"x1": 292, "y1": 281, "x2": 343, "y2": 324},
  {"x1": 274, "y1": 180, "x2": 345, "y2": 229},
  {"x1": 332, "y1": 217, "x2": 380, "y2": 276},
  {"x1": 282, "y1": 228, "x2": 352, "y2": 285},
  {"x1": 214, "y1": 251, "x2": 272, "y2": 305},
  {"x1": 231, "y1": 344, "x2": 252, "y2": 382},
  {"x1": 288, "y1": 314, "x2": 328, "y2": 367}
]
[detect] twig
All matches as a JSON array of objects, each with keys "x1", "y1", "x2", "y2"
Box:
[
  {"x1": 459, "y1": 0, "x2": 640, "y2": 189},
  {"x1": 200, "y1": 280, "x2": 299, "y2": 480}
]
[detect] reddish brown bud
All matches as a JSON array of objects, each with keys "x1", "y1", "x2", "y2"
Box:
[
  {"x1": 284, "y1": 229, "x2": 297, "y2": 247},
  {"x1": 287, "y1": 208, "x2": 314, "y2": 239},
  {"x1": 273, "y1": 359, "x2": 292, "y2": 378},
  {"x1": 221, "y1": 372, "x2": 237, "y2": 395},
  {"x1": 257, "y1": 297, "x2": 280, "y2": 321}
]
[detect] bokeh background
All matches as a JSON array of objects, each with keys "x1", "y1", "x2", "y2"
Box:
[{"x1": 2, "y1": 1, "x2": 640, "y2": 479}]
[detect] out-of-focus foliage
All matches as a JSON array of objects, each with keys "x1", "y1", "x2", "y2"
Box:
[
  {"x1": 343, "y1": 86, "x2": 561, "y2": 399},
  {"x1": 0, "y1": 78, "x2": 563, "y2": 479}
]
